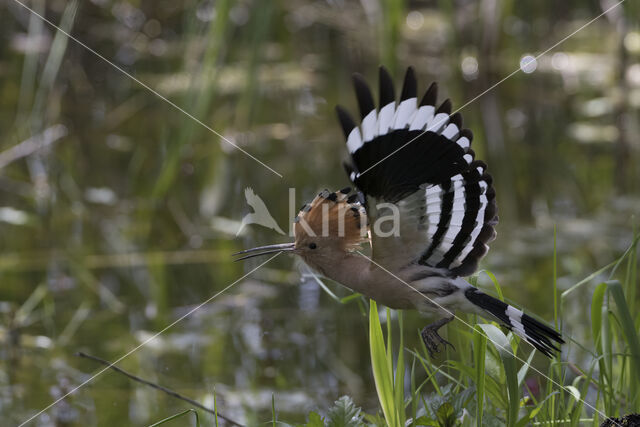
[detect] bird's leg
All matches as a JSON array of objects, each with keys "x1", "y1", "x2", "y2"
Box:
[{"x1": 421, "y1": 316, "x2": 455, "y2": 357}]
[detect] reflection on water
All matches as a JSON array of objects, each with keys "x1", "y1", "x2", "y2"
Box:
[{"x1": 0, "y1": 0, "x2": 638, "y2": 424}]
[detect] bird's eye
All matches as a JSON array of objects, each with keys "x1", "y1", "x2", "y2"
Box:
[{"x1": 308, "y1": 243, "x2": 317, "y2": 249}]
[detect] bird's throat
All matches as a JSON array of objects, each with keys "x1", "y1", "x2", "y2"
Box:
[{"x1": 307, "y1": 251, "x2": 374, "y2": 295}]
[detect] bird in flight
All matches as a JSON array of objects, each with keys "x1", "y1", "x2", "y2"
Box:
[{"x1": 235, "y1": 66, "x2": 564, "y2": 357}]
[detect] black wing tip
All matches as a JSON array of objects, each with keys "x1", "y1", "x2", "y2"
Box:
[
  {"x1": 378, "y1": 66, "x2": 395, "y2": 106},
  {"x1": 379, "y1": 64, "x2": 391, "y2": 76},
  {"x1": 335, "y1": 105, "x2": 356, "y2": 138},
  {"x1": 343, "y1": 160, "x2": 354, "y2": 173},
  {"x1": 420, "y1": 82, "x2": 438, "y2": 106},
  {"x1": 436, "y1": 99, "x2": 452, "y2": 114},
  {"x1": 352, "y1": 73, "x2": 376, "y2": 119},
  {"x1": 400, "y1": 66, "x2": 417, "y2": 100},
  {"x1": 450, "y1": 112, "x2": 462, "y2": 127},
  {"x1": 460, "y1": 128, "x2": 473, "y2": 141}
]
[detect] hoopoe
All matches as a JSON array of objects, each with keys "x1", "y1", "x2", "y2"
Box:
[{"x1": 235, "y1": 66, "x2": 564, "y2": 357}]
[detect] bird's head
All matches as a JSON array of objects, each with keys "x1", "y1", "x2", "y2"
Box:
[{"x1": 233, "y1": 188, "x2": 368, "y2": 269}]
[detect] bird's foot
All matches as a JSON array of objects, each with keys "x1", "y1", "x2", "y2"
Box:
[{"x1": 421, "y1": 316, "x2": 455, "y2": 357}]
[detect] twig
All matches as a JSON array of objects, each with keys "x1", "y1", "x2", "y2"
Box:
[
  {"x1": 76, "y1": 352, "x2": 243, "y2": 426},
  {"x1": 0, "y1": 124, "x2": 67, "y2": 169}
]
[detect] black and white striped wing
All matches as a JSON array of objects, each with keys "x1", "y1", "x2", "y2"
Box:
[{"x1": 336, "y1": 67, "x2": 498, "y2": 276}]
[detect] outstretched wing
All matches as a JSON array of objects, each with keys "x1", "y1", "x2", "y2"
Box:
[{"x1": 336, "y1": 66, "x2": 497, "y2": 276}]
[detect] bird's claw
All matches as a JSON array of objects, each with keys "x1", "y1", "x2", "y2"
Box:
[{"x1": 421, "y1": 325, "x2": 455, "y2": 357}]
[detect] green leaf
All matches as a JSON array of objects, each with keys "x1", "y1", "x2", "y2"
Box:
[
  {"x1": 327, "y1": 396, "x2": 364, "y2": 427},
  {"x1": 517, "y1": 391, "x2": 560, "y2": 426},
  {"x1": 435, "y1": 402, "x2": 456, "y2": 427},
  {"x1": 363, "y1": 413, "x2": 387, "y2": 426},
  {"x1": 414, "y1": 415, "x2": 439, "y2": 426},
  {"x1": 451, "y1": 386, "x2": 475, "y2": 416},
  {"x1": 305, "y1": 411, "x2": 325, "y2": 427}
]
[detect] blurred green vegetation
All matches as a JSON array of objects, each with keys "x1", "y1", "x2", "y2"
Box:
[{"x1": 0, "y1": 0, "x2": 639, "y2": 425}]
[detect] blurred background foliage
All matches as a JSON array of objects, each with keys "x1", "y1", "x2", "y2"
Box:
[{"x1": 0, "y1": 0, "x2": 639, "y2": 424}]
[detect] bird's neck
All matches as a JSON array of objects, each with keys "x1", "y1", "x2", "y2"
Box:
[
  {"x1": 309, "y1": 251, "x2": 376, "y2": 295},
  {"x1": 307, "y1": 251, "x2": 421, "y2": 310}
]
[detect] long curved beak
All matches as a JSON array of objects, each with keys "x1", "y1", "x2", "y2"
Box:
[{"x1": 232, "y1": 242, "x2": 295, "y2": 261}]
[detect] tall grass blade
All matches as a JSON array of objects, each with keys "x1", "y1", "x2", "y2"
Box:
[
  {"x1": 603, "y1": 290, "x2": 614, "y2": 414},
  {"x1": 591, "y1": 282, "x2": 607, "y2": 352},
  {"x1": 272, "y1": 394, "x2": 276, "y2": 427},
  {"x1": 607, "y1": 280, "x2": 640, "y2": 409},
  {"x1": 562, "y1": 259, "x2": 618, "y2": 298},
  {"x1": 386, "y1": 308, "x2": 393, "y2": 383},
  {"x1": 479, "y1": 324, "x2": 518, "y2": 427},
  {"x1": 148, "y1": 409, "x2": 200, "y2": 427},
  {"x1": 562, "y1": 232, "x2": 640, "y2": 299},
  {"x1": 213, "y1": 387, "x2": 219, "y2": 427},
  {"x1": 553, "y1": 224, "x2": 559, "y2": 328},
  {"x1": 473, "y1": 325, "x2": 487, "y2": 425},
  {"x1": 152, "y1": 0, "x2": 233, "y2": 198},
  {"x1": 626, "y1": 224, "x2": 637, "y2": 316},
  {"x1": 516, "y1": 349, "x2": 535, "y2": 388},
  {"x1": 369, "y1": 300, "x2": 396, "y2": 425},
  {"x1": 393, "y1": 311, "x2": 405, "y2": 427},
  {"x1": 478, "y1": 269, "x2": 504, "y2": 301},
  {"x1": 570, "y1": 361, "x2": 597, "y2": 426},
  {"x1": 379, "y1": 0, "x2": 405, "y2": 73},
  {"x1": 30, "y1": 0, "x2": 78, "y2": 127}
]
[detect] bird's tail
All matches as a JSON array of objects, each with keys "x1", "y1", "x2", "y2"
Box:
[{"x1": 464, "y1": 287, "x2": 564, "y2": 357}]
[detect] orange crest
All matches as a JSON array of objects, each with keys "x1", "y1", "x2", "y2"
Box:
[{"x1": 294, "y1": 188, "x2": 368, "y2": 251}]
